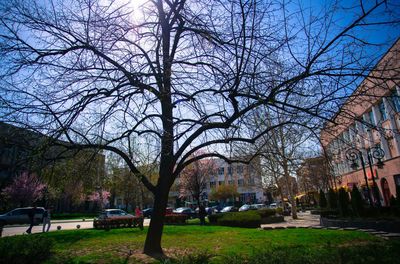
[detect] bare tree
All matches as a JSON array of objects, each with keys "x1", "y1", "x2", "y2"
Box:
[
  {"x1": 179, "y1": 153, "x2": 215, "y2": 206},
  {"x1": 0, "y1": 0, "x2": 399, "y2": 257}
]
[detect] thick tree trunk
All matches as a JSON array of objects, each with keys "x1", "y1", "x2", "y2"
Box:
[{"x1": 143, "y1": 180, "x2": 170, "y2": 257}]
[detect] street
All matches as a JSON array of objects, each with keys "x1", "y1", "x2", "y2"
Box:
[{"x1": 2, "y1": 218, "x2": 151, "y2": 237}]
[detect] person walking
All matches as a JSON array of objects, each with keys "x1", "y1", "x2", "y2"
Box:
[
  {"x1": 26, "y1": 206, "x2": 36, "y2": 234},
  {"x1": 135, "y1": 206, "x2": 142, "y2": 217},
  {"x1": 42, "y1": 208, "x2": 51, "y2": 232},
  {"x1": 199, "y1": 204, "x2": 207, "y2": 226}
]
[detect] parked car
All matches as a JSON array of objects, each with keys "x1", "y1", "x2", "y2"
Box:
[
  {"x1": 269, "y1": 203, "x2": 277, "y2": 209},
  {"x1": 0, "y1": 207, "x2": 45, "y2": 226},
  {"x1": 220, "y1": 206, "x2": 238, "y2": 213},
  {"x1": 98, "y1": 209, "x2": 134, "y2": 220},
  {"x1": 238, "y1": 204, "x2": 252, "y2": 212},
  {"x1": 173, "y1": 207, "x2": 196, "y2": 218},
  {"x1": 142, "y1": 208, "x2": 153, "y2": 218},
  {"x1": 251, "y1": 203, "x2": 267, "y2": 210}
]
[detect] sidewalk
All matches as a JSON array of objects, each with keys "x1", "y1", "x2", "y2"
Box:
[
  {"x1": 3, "y1": 219, "x2": 95, "y2": 228},
  {"x1": 260, "y1": 211, "x2": 320, "y2": 229}
]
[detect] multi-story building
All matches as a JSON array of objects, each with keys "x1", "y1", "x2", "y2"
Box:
[
  {"x1": 321, "y1": 39, "x2": 400, "y2": 206},
  {"x1": 169, "y1": 157, "x2": 264, "y2": 207}
]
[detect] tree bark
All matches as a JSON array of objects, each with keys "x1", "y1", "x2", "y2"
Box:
[{"x1": 143, "y1": 185, "x2": 169, "y2": 257}]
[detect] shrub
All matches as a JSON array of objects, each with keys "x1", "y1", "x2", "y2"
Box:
[
  {"x1": 93, "y1": 217, "x2": 144, "y2": 229},
  {"x1": 207, "y1": 213, "x2": 225, "y2": 224},
  {"x1": 260, "y1": 215, "x2": 284, "y2": 224},
  {"x1": 257, "y1": 208, "x2": 277, "y2": 218},
  {"x1": 351, "y1": 186, "x2": 364, "y2": 216},
  {"x1": 338, "y1": 188, "x2": 350, "y2": 216},
  {"x1": 319, "y1": 189, "x2": 327, "y2": 208},
  {"x1": 0, "y1": 235, "x2": 53, "y2": 264},
  {"x1": 217, "y1": 211, "x2": 261, "y2": 228},
  {"x1": 328, "y1": 189, "x2": 337, "y2": 209},
  {"x1": 319, "y1": 209, "x2": 339, "y2": 218},
  {"x1": 164, "y1": 214, "x2": 188, "y2": 224}
]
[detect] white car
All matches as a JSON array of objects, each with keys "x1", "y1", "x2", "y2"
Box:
[
  {"x1": 238, "y1": 204, "x2": 252, "y2": 212},
  {"x1": 98, "y1": 209, "x2": 134, "y2": 220}
]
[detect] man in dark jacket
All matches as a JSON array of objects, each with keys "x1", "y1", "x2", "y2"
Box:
[{"x1": 26, "y1": 207, "x2": 36, "y2": 234}]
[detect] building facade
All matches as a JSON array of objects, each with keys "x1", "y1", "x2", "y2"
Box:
[
  {"x1": 321, "y1": 39, "x2": 400, "y2": 206},
  {"x1": 169, "y1": 157, "x2": 265, "y2": 207}
]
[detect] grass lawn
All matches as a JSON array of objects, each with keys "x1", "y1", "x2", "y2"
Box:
[{"x1": 19, "y1": 224, "x2": 395, "y2": 264}]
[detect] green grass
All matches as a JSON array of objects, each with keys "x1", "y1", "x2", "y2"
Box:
[{"x1": 5, "y1": 225, "x2": 398, "y2": 263}]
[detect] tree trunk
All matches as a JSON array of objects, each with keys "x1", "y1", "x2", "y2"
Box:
[
  {"x1": 283, "y1": 160, "x2": 298, "y2": 219},
  {"x1": 143, "y1": 181, "x2": 170, "y2": 257}
]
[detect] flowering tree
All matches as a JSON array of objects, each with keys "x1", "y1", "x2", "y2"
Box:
[
  {"x1": 179, "y1": 156, "x2": 216, "y2": 206},
  {"x1": 1, "y1": 172, "x2": 46, "y2": 207},
  {"x1": 87, "y1": 190, "x2": 111, "y2": 209}
]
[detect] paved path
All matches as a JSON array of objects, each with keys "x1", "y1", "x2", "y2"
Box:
[
  {"x1": 1, "y1": 218, "x2": 151, "y2": 237},
  {"x1": 260, "y1": 211, "x2": 320, "y2": 229}
]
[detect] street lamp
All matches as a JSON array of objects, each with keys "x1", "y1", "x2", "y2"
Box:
[{"x1": 345, "y1": 146, "x2": 384, "y2": 207}]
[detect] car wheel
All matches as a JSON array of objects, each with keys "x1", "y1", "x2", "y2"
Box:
[{"x1": 0, "y1": 220, "x2": 6, "y2": 227}]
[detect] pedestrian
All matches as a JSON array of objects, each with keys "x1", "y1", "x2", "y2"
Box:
[
  {"x1": 26, "y1": 206, "x2": 36, "y2": 234},
  {"x1": 135, "y1": 206, "x2": 142, "y2": 217},
  {"x1": 199, "y1": 204, "x2": 207, "y2": 225},
  {"x1": 42, "y1": 208, "x2": 51, "y2": 232}
]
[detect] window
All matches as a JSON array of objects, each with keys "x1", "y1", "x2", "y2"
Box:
[
  {"x1": 379, "y1": 101, "x2": 387, "y2": 120},
  {"x1": 369, "y1": 110, "x2": 375, "y2": 126},
  {"x1": 227, "y1": 166, "x2": 232, "y2": 175},
  {"x1": 391, "y1": 89, "x2": 400, "y2": 112},
  {"x1": 248, "y1": 177, "x2": 255, "y2": 185},
  {"x1": 228, "y1": 180, "x2": 234, "y2": 185},
  {"x1": 237, "y1": 165, "x2": 243, "y2": 174},
  {"x1": 238, "y1": 179, "x2": 244, "y2": 186},
  {"x1": 210, "y1": 181, "x2": 216, "y2": 188},
  {"x1": 218, "y1": 181, "x2": 224, "y2": 186},
  {"x1": 218, "y1": 167, "x2": 224, "y2": 175}
]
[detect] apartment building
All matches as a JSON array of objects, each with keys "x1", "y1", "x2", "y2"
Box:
[
  {"x1": 321, "y1": 39, "x2": 400, "y2": 206},
  {"x1": 170, "y1": 157, "x2": 265, "y2": 207}
]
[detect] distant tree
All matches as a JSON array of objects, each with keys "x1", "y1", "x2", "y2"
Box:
[
  {"x1": 179, "y1": 154, "x2": 216, "y2": 206},
  {"x1": 319, "y1": 189, "x2": 327, "y2": 208},
  {"x1": 209, "y1": 185, "x2": 239, "y2": 203},
  {"x1": 328, "y1": 188, "x2": 338, "y2": 209},
  {"x1": 87, "y1": 190, "x2": 111, "y2": 209},
  {"x1": 350, "y1": 186, "x2": 364, "y2": 216},
  {"x1": 1, "y1": 172, "x2": 46, "y2": 207}
]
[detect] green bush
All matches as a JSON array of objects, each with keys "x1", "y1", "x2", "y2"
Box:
[
  {"x1": 165, "y1": 214, "x2": 188, "y2": 224},
  {"x1": 207, "y1": 213, "x2": 225, "y2": 224},
  {"x1": 319, "y1": 189, "x2": 327, "y2": 208},
  {"x1": 260, "y1": 215, "x2": 284, "y2": 224},
  {"x1": 338, "y1": 188, "x2": 350, "y2": 216},
  {"x1": 217, "y1": 211, "x2": 261, "y2": 228},
  {"x1": 0, "y1": 235, "x2": 53, "y2": 264},
  {"x1": 93, "y1": 217, "x2": 144, "y2": 229},
  {"x1": 257, "y1": 208, "x2": 277, "y2": 218},
  {"x1": 328, "y1": 189, "x2": 337, "y2": 209},
  {"x1": 351, "y1": 186, "x2": 364, "y2": 216}
]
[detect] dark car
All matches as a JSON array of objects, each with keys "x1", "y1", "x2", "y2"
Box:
[
  {"x1": 142, "y1": 208, "x2": 153, "y2": 218},
  {"x1": 0, "y1": 207, "x2": 45, "y2": 226},
  {"x1": 173, "y1": 207, "x2": 196, "y2": 218}
]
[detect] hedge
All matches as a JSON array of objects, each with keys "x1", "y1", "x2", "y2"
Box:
[
  {"x1": 0, "y1": 235, "x2": 53, "y2": 264},
  {"x1": 165, "y1": 214, "x2": 188, "y2": 224},
  {"x1": 93, "y1": 217, "x2": 144, "y2": 230},
  {"x1": 217, "y1": 211, "x2": 261, "y2": 228}
]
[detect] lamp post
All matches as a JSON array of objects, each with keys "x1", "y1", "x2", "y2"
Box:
[{"x1": 345, "y1": 146, "x2": 384, "y2": 208}]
